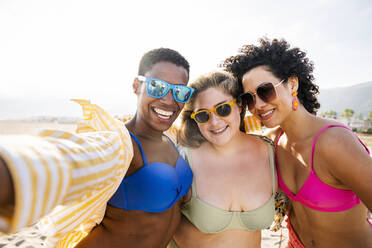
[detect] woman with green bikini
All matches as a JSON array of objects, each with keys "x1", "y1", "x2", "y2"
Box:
[{"x1": 170, "y1": 71, "x2": 277, "y2": 248}]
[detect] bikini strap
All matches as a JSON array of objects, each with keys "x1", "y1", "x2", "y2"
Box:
[
  {"x1": 252, "y1": 134, "x2": 277, "y2": 193},
  {"x1": 274, "y1": 130, "x2": 285, "y2": 171},
  {"x1": 267, "y1": 142, "x2": 276, "y2": 193},
  {"x1": 164, "y1": 135, "x2": 180, "y2": 155},
  {"x1": 179, "y1": 146, "x2": 197, "y2": 197},
  {"x1": 129, "y1": 132, "x2": 148, "y2": 165},
  {"x1": 274, "y1": 130, "x2": 284, "y2": 150},
  {"x1": 311, "y1": 124, "x2": 370, "y2": 169}
]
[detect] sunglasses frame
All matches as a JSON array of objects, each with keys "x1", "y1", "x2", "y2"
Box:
[
  {"x1": 239, "y1": 79, "x2": 285, "y2": 109},
  {"x1": 137, "y1": 75, "x2": 194, "y2": 103},
  {"x1": 190, "y1": 99, "x2": 237, "y2": 124}
]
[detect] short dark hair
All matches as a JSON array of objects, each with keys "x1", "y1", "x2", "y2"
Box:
[
  {"x1": 178, "y1": 71, "x2": 246, "y2": 148},
  {"x1": 223, "y1": 37, "x2": 320, "y2": 114},
  {"x1": 138, "y1": 48, "x2": 190, "y2": 79}
]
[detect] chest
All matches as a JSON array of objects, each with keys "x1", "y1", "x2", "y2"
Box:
[
  {"x1": 127, "y1": 137, "x2": 179, "y2": 176},
  {"x1": 109, "y1": 135, "x2": 193, "y2": 212},
  {"x1": 191, "y1": 151, "x2": 272, "y2": 210}
]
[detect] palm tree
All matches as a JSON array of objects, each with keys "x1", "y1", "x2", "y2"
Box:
[
  {"x1": 343, "y1": 109, "x2": 354, "y2": 119},
  {"x1": 343, "y1": 109, "x2": 354, "y2": 127}
]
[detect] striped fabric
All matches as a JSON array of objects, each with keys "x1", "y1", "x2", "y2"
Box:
[
  {"x1": 0, "y1": 100, "x2": 133, "y2": 247},
  {"x1": 244, "y1": 115, "x2": 263, "y2": 133}
]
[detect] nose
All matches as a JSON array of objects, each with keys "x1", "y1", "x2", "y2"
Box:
[
  {"x1": 160, "y1": 89, "x2": 176, "y2": 104},
  {"x1": 254, "y1": 95, "x2": 266, "y2": 109},
  {"x1": 209, "y1": 111, "x2": 222, "y2": 125}
]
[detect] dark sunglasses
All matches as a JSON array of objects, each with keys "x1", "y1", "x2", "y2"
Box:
[
  {"x1": 137, "y1": 75, "x2": 194, "y2": 103},
  {"x1": 239, "y1": 79, "x2": 285, "y2": 110},
  {"x1": 190, "y1": 99, "x2": 236, "y2": 124}
]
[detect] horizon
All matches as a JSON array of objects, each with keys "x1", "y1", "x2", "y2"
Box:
[{"x1": 1, "y1": 80, "x2": 371, "y2": 120}]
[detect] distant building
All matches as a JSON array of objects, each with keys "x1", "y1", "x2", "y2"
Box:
[
  {"x1": 363, "y1": 119, "x2": 372, "y2": 130},
  {"x1": 321, "y1": 116, "x2": 372, "y2": 131},
  {"x1": 349, "y1": 119, "x2": 364, "y2": 130}
]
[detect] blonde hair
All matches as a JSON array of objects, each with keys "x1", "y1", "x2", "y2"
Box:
[{"x1": 178, "y1": 71, "x2": 246, "y2": 148}]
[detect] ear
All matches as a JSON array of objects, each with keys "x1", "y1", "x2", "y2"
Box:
[
  {"x1": 288, "y1": 76, "x2": 299, "y2": 93},
  {"x1": 132, "y1": 77, "x2": 141, "y2": 95}
]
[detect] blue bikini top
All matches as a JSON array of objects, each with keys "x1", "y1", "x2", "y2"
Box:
[{"x1": 108, "y1": 132, "x2": 193, "y2": 213}]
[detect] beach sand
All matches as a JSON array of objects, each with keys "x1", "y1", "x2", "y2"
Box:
[
  {"x1": 0, "y1": 224, "x2": 289, "y2": 248},
  {"x1": 262, "y1": 227, "x2": 289, "y2": 248},
  {"x1": 0, "y1": 120, "x2": 77, "y2": 135}
]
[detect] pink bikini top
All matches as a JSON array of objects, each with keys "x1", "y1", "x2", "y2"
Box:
[{"x1": 275, "y1": 125, "x2": 370, "y2": 212}]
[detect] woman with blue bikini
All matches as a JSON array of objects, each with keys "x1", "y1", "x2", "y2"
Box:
[{"x1": 0, "y1": 48, "x2": 195, "y2": 248}]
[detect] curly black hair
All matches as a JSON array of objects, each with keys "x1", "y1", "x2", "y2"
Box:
[
  {"x1": 178, "y1": 71, "x2": 246, "y2": 148},
  {"x1": 223, "y1": 37, "x2": 320, "y2": 114},
  {"x1": 138, "y1": 48, "x2": 190, "y2": 79}
]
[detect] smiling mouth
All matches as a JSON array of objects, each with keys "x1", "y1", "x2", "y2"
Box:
[
  {"x1": 210, "y1": 126, "x2": 228, "y2": 134},
  {"x1": 259, "y1": 109, "x2": 274, "y2": 119},
  {"x1": 153, "y1": 107, "x2": 175, "y2": 120}
]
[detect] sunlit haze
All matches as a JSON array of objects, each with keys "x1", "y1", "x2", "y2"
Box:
[{"x1": 1, "y1": 0, "x2": 371, "y2": 118}]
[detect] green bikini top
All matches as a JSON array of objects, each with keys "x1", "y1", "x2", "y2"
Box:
[{"x1": 180, "y1": 137, "x2": 276, "y2": 233}]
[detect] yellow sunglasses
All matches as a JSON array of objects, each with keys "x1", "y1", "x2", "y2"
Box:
[{"x1": 191, "y1": 99, "x2": 236, "y2": 124}]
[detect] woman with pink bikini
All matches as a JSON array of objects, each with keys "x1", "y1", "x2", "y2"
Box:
[{"x1": 223, "y1": 38, "x2": 372, "y2": 248}]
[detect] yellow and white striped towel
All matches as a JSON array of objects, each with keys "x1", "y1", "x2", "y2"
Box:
[
  {"x1": 244, "y1": 115, "x2": 263, "y2": 134},
  {"x1": 0, "y1": 100, "x2": 133, "y2": 247}
]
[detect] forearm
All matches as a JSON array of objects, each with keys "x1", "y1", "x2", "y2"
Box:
[{"x1": 0, "y1": 156, "x2": 14, "y2": 207}]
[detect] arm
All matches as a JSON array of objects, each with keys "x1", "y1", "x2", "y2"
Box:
[
  {"x1": 318, "y1": 129, "x2": 372, "y2": 212},
  {"x1": 0, "y1": 100, "x2": 133, "y2": 238},
  {"x1": 0, "y1": 130, "x2": 131, "y2": 235}
]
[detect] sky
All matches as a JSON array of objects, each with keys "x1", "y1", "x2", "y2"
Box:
[{"x1": 1, "y1": 0, "x2": 372, "y2": 118}]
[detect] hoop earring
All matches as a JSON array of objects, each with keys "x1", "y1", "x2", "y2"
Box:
[{"x1": 292, "y1": 92, "x2": 299, "y2": 111}]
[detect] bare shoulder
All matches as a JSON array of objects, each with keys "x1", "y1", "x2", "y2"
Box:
[
  {"x1": 241, "y1": 132, "x2": 274, "y2": 154},
  {"x1": 314, "y1": 124, "x2": 370, "y2": 173},
  {"x1": 315, "y1": 124, "x2": 366, "y2": 155}
]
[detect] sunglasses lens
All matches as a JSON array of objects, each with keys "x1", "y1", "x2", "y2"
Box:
[
  {"x1": 216, "y1": 103, "x2": 232, "y2": 117},
  {"x1": 240, "y1": 93, "x2": 255, "y2": 109},
  {"x1": 194, "y1": 112, "x2": 210, "y2": 123},
  {"x1": 147, "y1": 79, "x2": 169, "y2": 97},
  {"x1": 257, "y1": 83, "x2": 276, "y2": 102},
  {"x1": 174, "y1": 86, "x2": 193, "y2": 103}
]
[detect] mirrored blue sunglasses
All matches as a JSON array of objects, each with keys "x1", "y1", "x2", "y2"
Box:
[{"x1": 137, "y1": 75, "x2": 194, "y2": 103}]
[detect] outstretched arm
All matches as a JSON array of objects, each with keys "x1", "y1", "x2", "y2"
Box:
[
  {"x1": 0, "y1": 100, "x2": 133, "y2": 240},
  {"x1": 0, "y1": 130, "x2": 132, "y2": 235}
]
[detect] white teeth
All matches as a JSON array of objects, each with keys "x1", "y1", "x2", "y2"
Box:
[
  {"x1": 158, "y1": 115, "x2": 171, "y2": 120},
  {"x1": 261, "y1": 110, "x2": 274, "y2": 117},
  {"x1": 212, "y1": 126, "x2": 227, "y2": 134},
  {"x1": 154, "y1": 108, "x2": 173, "y2": 117},
  {"x1": 153, "y1": 108, "x2": 174, "y2": 120}
]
